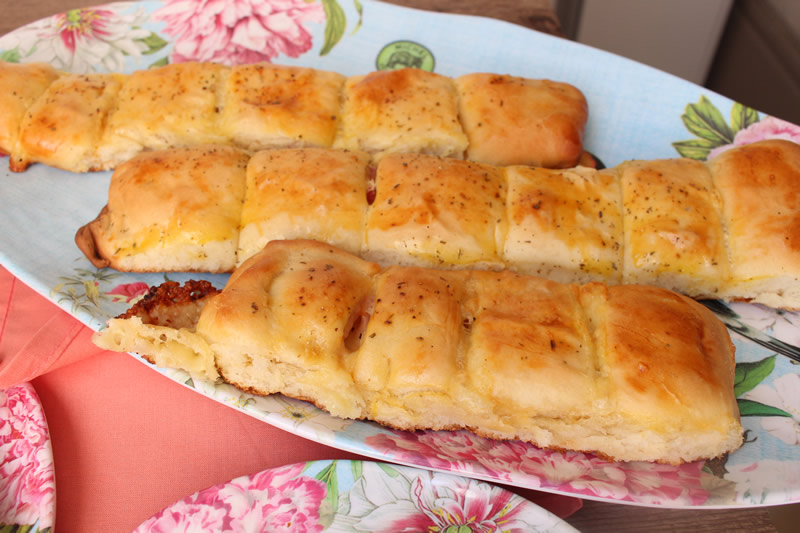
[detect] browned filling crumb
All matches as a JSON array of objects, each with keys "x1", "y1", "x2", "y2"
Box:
[{"x1": 119, "y1": 280, "x2": 220, "y2": 330}]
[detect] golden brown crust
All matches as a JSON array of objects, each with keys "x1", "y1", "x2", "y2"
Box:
[
  {"x1": 0, "y1": 62, "x2": 60, "y2": 168},
  {"x1": 580, "y1": 283, "x2": 739, "y2": 433},
  {"x1": 364, "y1": 152, "x2": 507, "y2": 268},
  {"x1": 455, "y1": 73, "x2": 588, "y2": 168},
  {"x1": 709, "y1": 140, "x2": 800, "y2": 298},
  {"x1": 464, "y1": 270, "x2": 598, "y2": 419},
  {"x1": 620, "y1": 158, "x2": 728, "y2": 297},
  {"x1": 334, "y1": 68, "x2": 468, "y2": 158},
  {"x1": 504, "y1": 165, "x2": 623, "y2": 283},
  {"x1": 219, "y1": 63, "x2": 344, "y2": 150},
  {"x1": 75, "y1": 141, "x2": 800, "y2": 308},
  {"x1": 96, "y1": 240, "x2": 743, "y2": 463},
  {"x1": 3, "y1": 62, "x2": 589, "y2": 171},
  {"x1": 237, "y1": 147, "x2": 370, "y2": 263},
  {"x1": 87, "y1": 145, "x2": 249, "y2": 273},
  {"x1": 17, "y1": 73, "x2": 125, "y2": 172}
]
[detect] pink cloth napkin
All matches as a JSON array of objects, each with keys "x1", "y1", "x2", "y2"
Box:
[
  {"x1": 0, "y1": 267, "x2": 105, "y2": 388},
  {"x1": 0, "y1": 266, "x2": 583, "y2": 530}
]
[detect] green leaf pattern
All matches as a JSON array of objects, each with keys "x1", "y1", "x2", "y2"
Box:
[
  {"x1": 352, "y1": 0, "x2": 364, "y2": 35},
  {"x1": 315, "y1": 460, "x2": 339, "y2": 524},
  {"x1": 0, "y1": 47, "x2": 21, "y2": 62},
  {"x1": 673, "y1": 96, "x2": 760, "y2": 160},
  {"x1": 734, "y1": 356, "x2": 777, "y2": 397},
  {"x1": 738, "y1": 399, "x2": 792, "y2": 418},
  {"x1": 137, "y1": 31, "x2": 168, "y2": 55},
  {"x1": 320, "y1": 0, "x2": 347, "y2": 56},
  {"x1": 49, "y1": 266, "x2": 121, "y2": 320},
  {"x1": 730, "y1": 101, "x2": 759, "y2": 132}
]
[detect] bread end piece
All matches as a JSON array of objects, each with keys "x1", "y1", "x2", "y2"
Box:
[{"x1": 93, "y1": 280, "x2": 223, "y2": 381}]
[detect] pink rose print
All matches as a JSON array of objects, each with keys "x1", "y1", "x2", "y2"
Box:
[
  {"x1": 0, "y1": 384, "x2": 56, "y2": 529},
  {"x1": 220, "y1": 462, "x2": 325, "y2": 532},
  {"x1": 708, "y1": 116, "x2": 800, "y2": 159},
  {"x1": 365, "y1": 430, "x2": 517, "y2": 482},
  {"x1": 134, "y1": 462, "x2": 326, "y2": 533},
  {"x1": 366, "y1": 429, "x2": 711, "y2": 506},
  {"x1": 107, "y1": 281, "x2": 149, "y2": 303},
  {"x1": 153, "y1": 0, "x2": 325, "y2": 65},
  {"x1": 134, "y1": 502, "x2": 229, "y2": 532}
]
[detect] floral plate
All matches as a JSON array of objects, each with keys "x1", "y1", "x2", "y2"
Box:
[
  {"x1": 0, "y1": 383, "x2": 56, "y2": 532},
  {"x1": 1, "y1": 0, "x2": 800, "y2": 509},
  {"x1": 134, "y1": 459, "x2": 578, "y2": 532}
]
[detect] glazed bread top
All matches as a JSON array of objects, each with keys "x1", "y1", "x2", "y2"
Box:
[
  {"x1": 0, "y1": 61, "x2": 589, "y2": 172},
  {"x1": 94, "y1": 239, "x2": 744, "y2": 464},
  {"x1": 79, "y1": 145, "x2": 249, "y2": 273},
  {"x1": 77, "y1": 139, "x2": 800, "y2": 309},
  {"x1": 455, "y1": 73, "x2": 588, "y2": 168}
]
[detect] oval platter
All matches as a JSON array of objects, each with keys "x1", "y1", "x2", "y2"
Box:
[{"x1": 1, "y1": 0, "x2": 800, "y2": 508}]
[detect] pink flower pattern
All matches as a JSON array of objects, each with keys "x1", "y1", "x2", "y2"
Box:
[
  {"x1": 708, "y1": 116, "x2": 800, "y2": 159},
  {"x1": 365, "y1": 429, "x2": 711, "y2": 506},
  {"x1": 0, "y1": 384, "x2": 56, "y2": 529},
  {"x1": 107, "y1": 281, "x2": 150, "y2": 303},
  {"x1": 408, "y1": 474, "x2": 537, "y2": 532},
  {"x1": 153, "y1": 0, "x2": 325, "y2": 64},
  {"x1": 135, "y1": 463, "x2": 326, "y2": 532},
  {"x1": 0, "y1": 4, "x2": 151, "y2": 73}
]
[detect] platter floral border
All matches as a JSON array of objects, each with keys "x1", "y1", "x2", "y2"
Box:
[
  {"x1": 134, "y1": 460, "x2": 577, "y2": 532},
  {"x1": 2, "y1": 0, "x2": 800, "y2": 508}
]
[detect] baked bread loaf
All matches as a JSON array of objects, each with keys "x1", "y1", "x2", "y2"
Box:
[
  {"x1": 332, "y1": 68, "x2": 469, "y2": 159},
  {"x1": 363, "y1": 152, "x2": 507, "y2": 269},
  {"x1": 0, "y1": 61, "x2": 588, "y2": 171},
  {"x1": 17, "y1": 73, "x2": 126, "y2": 172},
  {"x1": 77, "y1": 139, "x2": 800, "y2": 308},
  {"x1": 76, "y1": 145, "x2": 249, "y2": 273},
  {"x1": 93, "y1": 239, "x2": 744, "y2": 464},
  {"x1": 455, "y1": 73, "x2": 588, "y2": 168},
  {"x1": 0, "y1": 62, "x2": 59, "y2": 167},
  {"x1": 709, "y1": 140, "x2": 800, "y2": 308},
  {"x1": 237, "y1": 147, "x2": 370, "y2": 262},
  {"x1": 619, "y1": 157, "x2": 728, "y2": 296}
]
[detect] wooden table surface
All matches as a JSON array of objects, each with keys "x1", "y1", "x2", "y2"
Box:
[{"x1": 1, "y1": 1, "x2": 796, "y2": 532}]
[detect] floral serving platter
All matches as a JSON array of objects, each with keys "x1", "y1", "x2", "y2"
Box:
[
  {"x1": 134, "y1": 459, "x2": 578, "y2": 532},
  {"x1": 0, "y1": 383, "x2": 56, "y2": 532},
  {"x1": 1, "y1": 0, "x2": 800, "y2": 509}
]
